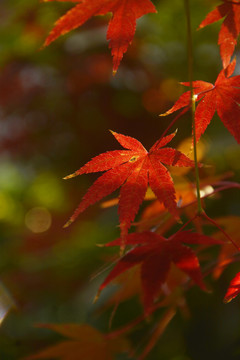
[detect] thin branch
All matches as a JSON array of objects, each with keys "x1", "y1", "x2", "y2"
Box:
[{"x1": 184, "y1": 0, "x2": 203, "y2": 214}]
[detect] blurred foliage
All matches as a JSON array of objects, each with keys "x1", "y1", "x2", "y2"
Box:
[{"x1": 0, "y1": 0, "x2": 240, "y2": 359}]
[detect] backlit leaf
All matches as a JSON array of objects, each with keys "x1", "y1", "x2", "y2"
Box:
[
  {"x1": 64, "y1": 131, "x2": 195, "y2": 243},
  {"x1": 43, "y1": 0, "x2": 157, "y2": 73}
]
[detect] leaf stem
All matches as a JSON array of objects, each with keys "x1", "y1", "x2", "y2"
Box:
[
  {"x1": 184, "y1": 0, "x2": 203, "y2": 214},
  {"x1": 201, "y1": 212, "x2": 240, "y2": 251},
  {"x1": 171, "y1": 214, "x2": 197, "y2": 238}
]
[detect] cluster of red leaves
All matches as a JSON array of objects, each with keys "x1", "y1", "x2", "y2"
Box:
[
  {"x1": 42, "y1": 0, "x2": 240, "y2": 318},
  {"x1": 32, "y1": 1, "x2": 240, "y2": 358},
  {"x1": 42, "y1": 0, "x2": 240, "y2": 73}
]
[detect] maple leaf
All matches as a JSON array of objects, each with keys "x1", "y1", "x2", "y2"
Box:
[
  {"x1": 198, "y1": 0, "x2": 240, "y2": 68},
  {"x1": 64, "y1": 131, "x2": 195, "y2": 241},
  {"x1": 224, "y1": 272, "x2": 240, "y2": 303},
  {"x1": 212, "y1": 216, "x2": 240, "y2": 279},
  {"x1": 43, "y1": 0, "x2": 157, "y2": 73},
  {"x1": 25, "y1": 323, "x2": 130, "y2": 360},
  {"x1": 161, "y1": 59, "x2": 240, "y2": 143},
  {"x1": 98, "y1": 231, "x2": 222, "y2": 312}
]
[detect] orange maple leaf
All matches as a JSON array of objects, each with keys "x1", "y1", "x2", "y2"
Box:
[
  {"x1": 99, "y1": 231, "x2": 222, "y2": 312},
  {"x1": 25, "y1": 323, "x2": 130, "y2": 359},
  {"x1": 43, "y1": 0, "x2": 157, "y2": 73}
]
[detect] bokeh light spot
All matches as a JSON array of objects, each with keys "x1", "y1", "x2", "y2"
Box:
[{"x1": 25, "y1": 207, "x2": 52, "y2": 233}]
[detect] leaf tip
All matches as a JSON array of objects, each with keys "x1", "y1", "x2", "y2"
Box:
[
  {"x1": 63, "y1": 172, "x2": 78, "y2": 180},
  {"x1": 42, "y1": 37, "x2": 51, "y2": 49},
  {"x1": 63, "y1": 219, "x2": 73, "y2": 228},
  {"x1": 109, "y1": 129, "x2": 118, "y2": 139},
  {"x1": 223, "y1": 297, "x2": 232, "y2": 304},
  {"x1": 93, "y1": 289, "x2": 101, "y2": 304},
  {"x1": 39, "y1": 43, "x2": 45, "y2": 51},
  {"x1": 159, "y1": 111, "x2": 170, "y2": 117}
]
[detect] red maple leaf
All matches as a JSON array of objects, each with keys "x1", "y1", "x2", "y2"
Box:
[
  {"x1": 43, "y1": 0, "x2": 157, "y2": 73},
  {"x1": 198, "y1": 0, "x2": 240, "y2": 68},
  {"x1": 161, "y1": 59, "x2": 240, "y2": 143},
  {"x1": 224, "y1": 271, "x2": 240, "y2": 303},
  {"x1": 98, "y1": 231, "x2": 222, "y2": 312},
  {"x1": 64, "y1": 131, "x2": 195, "y2": 240}
]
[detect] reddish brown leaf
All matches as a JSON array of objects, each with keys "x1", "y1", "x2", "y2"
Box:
[
  {"x1": 224, "y1": 272, "x2": 240, "y2": 303},
  {"x1": 64, "y1": 131, "x2": 195, "y2": 241},
  {"x1": 172, "y1": 230, "x2": 225, "y2": 245},
  {"x1": 43, "y1": 0, "x2": 157, "y2": 73},
  {"x1": 171, "y1": 244, "x2": 205, "y2": 290},
  {"x1": 99, "y1": 230, "x2": 220, "y2": 312},
  {"x1": 140, "y1": 252, "x2": 171, "y2": 310},
  {"x1": 198, "y1": 0, "x2": 240, "y2": 68},
  {"x1": 161, "y1": 60, "x2": 240, "y2": 143}
]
